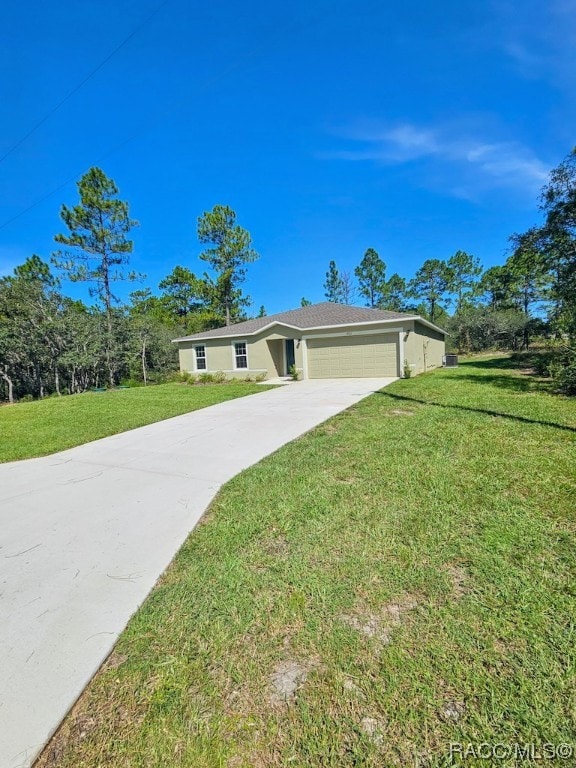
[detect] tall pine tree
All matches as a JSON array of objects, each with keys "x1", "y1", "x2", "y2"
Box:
[{"x1": 52, "y1": 167, "x2": 139, "y2": 387}]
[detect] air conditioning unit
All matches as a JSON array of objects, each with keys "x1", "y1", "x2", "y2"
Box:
[{"x1": 443, "y1": 354, "x2": 458, "y2": 367}]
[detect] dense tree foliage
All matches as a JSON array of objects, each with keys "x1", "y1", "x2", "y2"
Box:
[
  {"x1": 158, "y1": 266, "x2": 206, "y2": 319},
  {"x1": 197, "y1": 204, "x2": 259, "y2": 326},
  {"x1": 408, "y1": 259, "x2": 451, "y2": 323},
  {"x1": 540, "y1": 150, "x2": 576, "y2": 341},
  {"x1": 0, "y1": 171, "x2": 264, "y2": 402},
  {"x1": 52, "y1": 167, "x2": 139, "y2": 387},
  {"x1": 4, "y1": 147, "x2": 576, "y2": 402},
  {"x1": 445, "y1": 250, "x2": 482, "y2": 312},
  {"x1": 380, "y1": 273, "x2": 408, "y2": 312},
  {"x1": 355, "y1": 248, "x2": 386, "y2": 307},
  {"x1": 317, "y1": 147, "x2": 576, "y2": 388},
  {"x1": 324, "y1": 260, "x2": 344, "y2": 303}
]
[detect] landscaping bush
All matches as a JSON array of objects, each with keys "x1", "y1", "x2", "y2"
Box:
[
  {"x1": 521, "y1": 345, "x2": 576, "y2": 394},
  {"x1": 551, "y1": 356, "x2": 576, "y2": 395},
  {"x1": 532, "y1": 353, "x2": 555, "y2": 377},
  {"x1": 175, "y1": 371, "x2": 194, "y2": 384},
  {"x1": 554, "y1": 364, "x2": 576, "y2": 394},
  {"x1": 198, "y1": 372, "x2": 215, "y2": 384},
  {"x1": 288, "y1": 364, "x2": 301, "y2": 381}
]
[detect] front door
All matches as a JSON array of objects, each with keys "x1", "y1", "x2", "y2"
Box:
[{"x1": 285, "y1": 339, "x2": 295, "y2": 374}]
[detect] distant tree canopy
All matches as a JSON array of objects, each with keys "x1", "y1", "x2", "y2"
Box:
[
  {"x1": 197, "y1": 204, "x2": 259, "y2": 326},
  {"x1": 408, "y1": 259, "x2": 451, "y2": 324},
  {"x1": 158, "y1": 266, "x2": 207, "y2": 318},
  {"x1": 355, "y1": 248, "x2": 386, "y2": 308},
  {"x1": 52, "y1": 167, "x2": 139, "y2": 387},
  {"x1": 0, "y1": 174, "x2": 265, "y2": 402},
  {"x1": 324, "y1": 260, "x2": 344, "y2": 303},
  {"x1": 380, "y1": 273, "x2": 408, "y2": 312},
  {"x1": 445, "y1": 250, "x2": 482, "y2": 312},
  {"x1": 5, "y1": 147, "x2": 576, "y2": 402}
]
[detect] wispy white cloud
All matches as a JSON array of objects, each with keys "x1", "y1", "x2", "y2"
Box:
[
  {"x1": 497, "y1": 0, "x2": 576, "y2": 84},
  {"x1": 322, "y1": 121, "x2": 549, "y2": 199},
  {"x1": 502, "y1": 41, "x2": 542, "y2": 77}
]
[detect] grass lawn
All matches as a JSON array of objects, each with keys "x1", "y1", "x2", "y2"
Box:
[
  {"x1": 38, "y1": 356, "x2": 576, "y2": 767},
  {"x1": 0, "y1": 382, "x2": 270, "y2": 462}
]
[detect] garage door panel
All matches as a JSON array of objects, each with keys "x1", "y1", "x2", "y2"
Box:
[{"x1": 307, "y1": 334, "x2": 398, "y2": 378}]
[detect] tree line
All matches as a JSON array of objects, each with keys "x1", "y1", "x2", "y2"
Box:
[
  {"x1": 0, "y1": 168, "x2": 259, "y2": 402},
  {"x1": 317, "y1": 147, "x2": 576, "y2": 392},
  {"x1": 319, "y1": 247, "x2": 541, "y2": 354},
  {"x1": 2, "y1": 146, "x2": 576, "y2": 402}
]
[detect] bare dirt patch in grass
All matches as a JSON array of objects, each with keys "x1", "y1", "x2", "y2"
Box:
[
  {"x1": 318, "y1": 423, "x2": 338, "y2": 435},
  {"x1": 37, "y1": 699, "x2": 105, "y2": 768},
  {"x1": 390, "y1": 409, "x2": 415, "y2": 416},
  {"x1": 333, "y1": 474, "x2": 360, "y2": 485},
  {"x1": 360, "y1": 715, "x2": 386, "y2": 746},
  {"x1": 438, "y1": 699, "x2": 466, "y2": 723},
  {"x1": 262, "y1": 530, "x2": 290, "y2": 557},
  {"x1": 103, "y1": 651, "x2": 128, "y2": 670},
  {"x1": 268, "y1": 658, "x2": 318, "y2": 705},
  {"x1": 342, "y1": 675, "x2": 364, "y2": 697},
  {"x1": 341, "y1": 594, "x2": 418, "y2": 645},
  {"x1": 445, "y1": 563, "x2": 468, "y2": 599}
]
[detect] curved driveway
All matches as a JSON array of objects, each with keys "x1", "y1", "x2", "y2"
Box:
[{"x1": 0, "y1": 377, "x2": 394, "y2": 768}]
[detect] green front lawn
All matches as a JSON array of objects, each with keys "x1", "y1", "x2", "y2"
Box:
[
  {"x1": 0, "y1": 382, "x2": 269, "y2": 462},
  {"x1": 38, "y1": 357, "x2": 576, "y2": 767}
]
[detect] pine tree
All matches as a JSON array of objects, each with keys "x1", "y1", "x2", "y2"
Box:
[
  {"x1": 324, "y1": 260, "x2": 344, "y2": 303},
  {"x1": 52, "y1": 167, "x2": 139, "y2": 387},
  {"x1": 355, "y1": 248, "x2": 386, "y2": 307}
]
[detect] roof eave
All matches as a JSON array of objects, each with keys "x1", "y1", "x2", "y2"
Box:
[
  {"x1": 171, "y1": 320, "x2": 303, "y2": 343},
  {"x1": 171, "y1": 313, "x2": 439, "y2": 344}
]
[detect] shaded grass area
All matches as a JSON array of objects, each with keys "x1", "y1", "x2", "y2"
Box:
[
  {"x1": 38, "y1": 359, "x2": 576, "y2": 767},
  {"x1": 0, "y1": 383, "x2": 270, "y2": 462}
]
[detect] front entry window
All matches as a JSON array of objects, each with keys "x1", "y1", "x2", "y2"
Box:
[
  {"x1": 234, "y1": 342, "x2": 248, "y2": 369},
  {"x1": 195, "y1": 345, "x2": 207, "y2": 370}
]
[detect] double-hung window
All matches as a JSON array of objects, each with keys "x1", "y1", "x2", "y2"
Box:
[
  {"x1": 234, "y1": 341, "x2": 248, "y2": 369},
  {"x1": 194, "y1": 345, "x2": 207, "y2": 371}
]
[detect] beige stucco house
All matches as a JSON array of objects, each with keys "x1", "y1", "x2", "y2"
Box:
[{"x1": 173, "y1": 302, "x2": 446, "y2": 380}]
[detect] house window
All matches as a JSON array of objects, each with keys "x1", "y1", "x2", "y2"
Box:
[
  {"x1": 195, "y1": 345, "x2": 207, "y2": 370},
  {"x1": 234, "y1": 341, "x2": 248, "y2": 369}
]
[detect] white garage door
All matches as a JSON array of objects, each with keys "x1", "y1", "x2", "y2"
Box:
[{"x1": 307, "y1": 333, "x2": 398, "y2": 378}]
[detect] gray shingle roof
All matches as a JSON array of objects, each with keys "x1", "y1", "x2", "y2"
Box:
[{"x1": 173, "y1": 302, "x2": 421, "y2": 341}]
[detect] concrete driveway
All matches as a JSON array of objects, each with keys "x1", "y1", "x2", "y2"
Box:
[{"x1": 0, "y1": 377, "x2": 395, "y2": 768}]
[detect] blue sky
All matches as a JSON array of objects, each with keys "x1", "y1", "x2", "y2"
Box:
[{"x1": 0, "y1": 0, "x2": 574, "y2": 313}]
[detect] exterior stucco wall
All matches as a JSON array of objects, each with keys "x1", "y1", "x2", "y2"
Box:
[
  {"x1": 404, "y1": 321, "x2": 445, "y2": 375},
  {"x1": 268, "y1": 340, "x2": 284, "y2": 376},
  {"x1": 178, "y1": 325, "x2": 306, "y2": 378}
]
